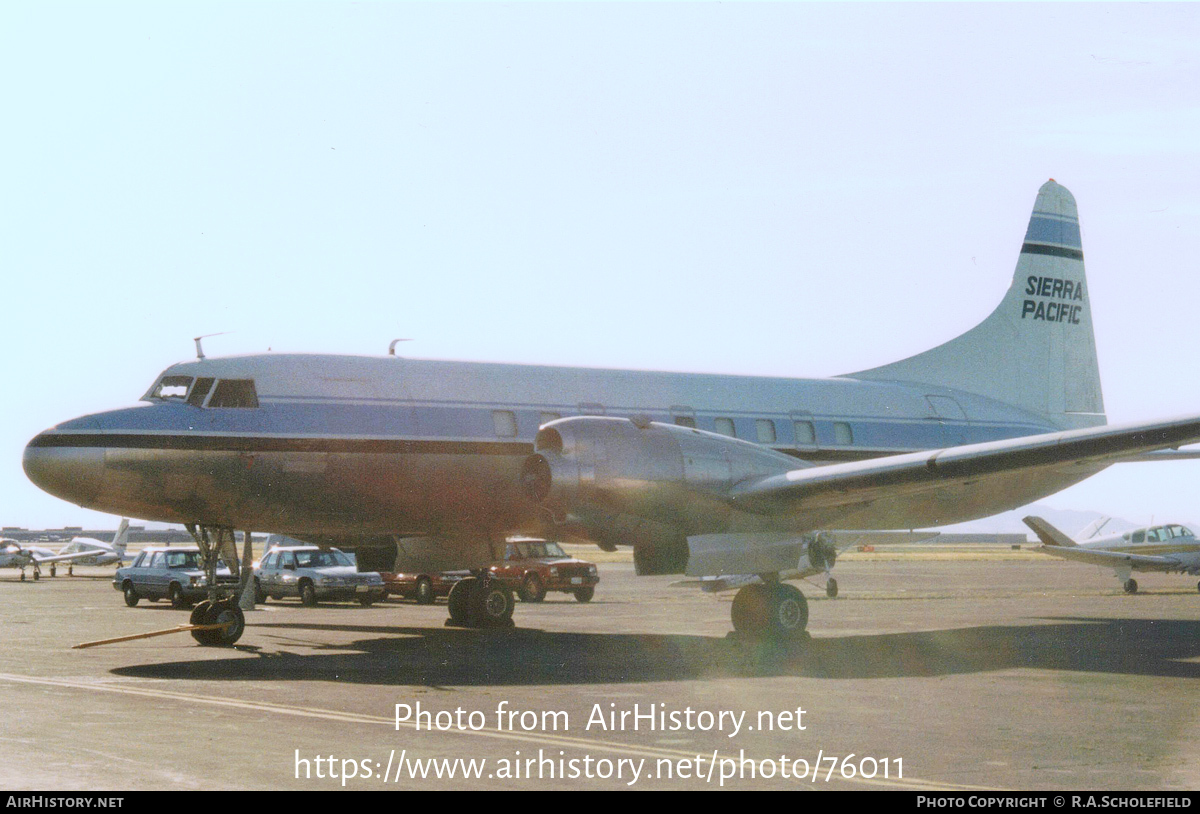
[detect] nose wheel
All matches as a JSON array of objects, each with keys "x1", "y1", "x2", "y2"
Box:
[{"x1": 189, "y1": 599, "x2": 246, "y2": 646}]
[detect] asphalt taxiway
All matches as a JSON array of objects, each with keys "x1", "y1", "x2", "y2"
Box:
[{"x1": 2, "y1": 548, "x2": 1199, "y2": 790}]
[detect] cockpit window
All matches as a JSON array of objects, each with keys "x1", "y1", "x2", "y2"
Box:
[
  {"x1": 208, "y1": 379, "x2": 259, "y2": 408},
  {"x1": 188, "y1": 377, "x2": 215, "y2": 407},
  {"x1": 151, "y1": 376, "x2": 193, "y2": 401}
]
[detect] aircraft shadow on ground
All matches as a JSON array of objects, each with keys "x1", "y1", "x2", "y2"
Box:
[{"x1": 110, "y1": 616, "x2": 1200, "y2": 686}]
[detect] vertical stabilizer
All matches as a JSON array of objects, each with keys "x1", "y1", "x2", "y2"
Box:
[
  {"x1": 850, "y1": 180, "x2": 1105, "y2": 430},
  {"x1": 112, "y1": 518, "x2": 130, "y2": 553}
]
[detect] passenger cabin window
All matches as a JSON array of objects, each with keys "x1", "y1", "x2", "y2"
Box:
[
  {"x1": 756, "y1": 419, "x2": 777, "y2": 444},
  {"x1": 152, "y1": 375, "x2": 192, "y2": 401},
  {"x1": 674, "y1": 416, "x2": 696, "y2": 428},
  {"x1": 1132, "y1": 531, "x2": 1145, "y2": 543},
  {"x1": 149, "y1": 552, "x2": 166, "y2": 568},
  {"x1": 714, "y1": 418, "x2": 736, "y2": 438},
  {"x1": 188, "y1": 377, "x2": 214, "y2": 407},
  {"x1": 493, "y1": 410, "x2": 518, "y2": 437},
  {"x1": 794, "y1": 420, "x2": 816, "y2": 445},
  {"x1": 208, "y1": 379, "x2": 259, "y2": 408},
  {"x1": 833, "y1": 422, "x2": 854, "y2": 445}
]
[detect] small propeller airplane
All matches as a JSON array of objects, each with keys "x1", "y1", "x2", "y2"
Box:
[
  {"x1": 1023, "y1": 516, "x2": 1200, "y2": 595},
  {"x1": 0, "y1": 520, "x2": 130, "y2": 581}
]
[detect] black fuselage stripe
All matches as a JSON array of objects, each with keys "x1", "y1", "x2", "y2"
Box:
[
  {"x1": 28, "y1": 434, "x2": 535, "y2": 456},
  {"x1": 1021, "y1": 243, "x2": 1084, "y2": 261}
]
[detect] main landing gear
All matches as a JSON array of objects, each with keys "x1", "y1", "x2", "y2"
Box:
[
  {"x1": 1123, "y1": 578, "x2": 1139, "y2": 595},
  {"x1": 445, "y1": 573, "x2": 516, "y2": 629},
  {"x1": 730, "y1": 579, "x2": 809, "y2": 640}
]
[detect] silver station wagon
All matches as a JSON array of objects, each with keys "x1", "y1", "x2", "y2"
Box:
[
  {"x1": 254, "y1": 546, "x2": 384, "y2": 607},
  {"x1": 113, "y1": 546, "x2": 237, "y2": 608}
]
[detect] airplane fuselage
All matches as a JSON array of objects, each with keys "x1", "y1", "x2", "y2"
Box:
[{"x1": 23, "y1": 353, "x2": 1091, "y2": 544}]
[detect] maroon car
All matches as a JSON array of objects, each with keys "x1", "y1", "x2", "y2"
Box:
[
  {"x1": 380, "y1": 570, "x2": 468, "y2": 604},
  {"x1": 489, "y1": 539, "x2": 599, "y2": 603}
]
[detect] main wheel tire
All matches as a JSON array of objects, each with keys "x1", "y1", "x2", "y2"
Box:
[
  {"x1": 573, "y1": 586, "x2": 594, "y2": 603},
  {"x1": 49, "y1": 565, "x2": 56, "y2": 578},
  {"x1": 767, "y1": 583, "x2": 809, "y2": 636},
  {"x1": 519, "y1": 573, "x2": 546, "y2": 603},
  {"x1": 168, "y1": 583, "x2": 189, "y2": 609},
  {"x1": 730, "y1": 583, "x2": 808, "y2": 639},
  {"x1": 731, "y1": 584, "x2": 771, "y2": 634},
  {"x1": 470, "y1": 580, "x2": 515, "y2": 626},
  {"x1": 826, "y1": 577, "x2": 839, "y2": 599},
  {"x1": 1124, "y1": 578, "x2": 1138, "y2": 594},
  {"x1": 299, "y1": 581, "x2": 318, "y2": 606},
  {"x1": 447, "y1": 577, "x2": 474, "y2": 624},
  {"x1": 123, "y1": 582, "x2": 140, "y2": 607},
  {"x1": 415, "y1": 577, "x2": 436, "y2": 605}
]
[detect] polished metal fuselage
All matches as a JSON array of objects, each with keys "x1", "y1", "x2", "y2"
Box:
[{"x1": 23, "y1": 353, "x2": 1086, "y2": 541}]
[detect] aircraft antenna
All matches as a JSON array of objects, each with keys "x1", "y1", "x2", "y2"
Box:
[
  {"x1": 388, "y1": 338, "x2": 413, "y2": 356},
  {"x1": 194, "y1": 332, "x2": 231, "y2": 360}
]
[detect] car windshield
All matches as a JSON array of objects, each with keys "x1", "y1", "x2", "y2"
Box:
[
  {"x1": 519, "y1": 541, "x2": 567, "y2": 559},
  {"x1": 294, "y1": 550, "x2": 352, "y2": 568}
]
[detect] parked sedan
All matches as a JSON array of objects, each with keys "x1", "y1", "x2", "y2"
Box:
[
  {"x1": 113, "y1": 547, "x2": 237, "y2": 608},
  {"x1": 254, "y1": 546, "x2": 384, "y2": 606},
  {"x1": 380, "y1": 570, "x2": 468, "y2": 604}
]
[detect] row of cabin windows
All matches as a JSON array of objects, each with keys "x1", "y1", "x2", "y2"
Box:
[{"x1": 491, "y1": 409, "x2": 854, "y2": 446}]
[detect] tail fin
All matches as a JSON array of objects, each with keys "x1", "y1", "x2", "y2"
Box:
[
  {"x1": 112, "y1": 519, "x2": 130, "y2": 553},
  {"x1": 1023, "y1": 516, "x2": 1078, "y2": 547},
  {"x1": 850, "y1": 180, "x2": 1105, "y2": 430}
]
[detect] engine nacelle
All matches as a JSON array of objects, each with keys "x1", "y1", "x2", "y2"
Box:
[{"x1": 521, "y1": 417, "x2": 804, "y2": 568}]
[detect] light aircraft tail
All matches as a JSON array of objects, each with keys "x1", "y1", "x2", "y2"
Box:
[
  {"x1": 851, "y1": 180, "x2": 1105, "y2": 431},
  {"x1": 1022, "y1": 516, "x2": 1078, "y2": 548},
  {"x1": 112, "y1": 519, "x2": 130, "y2": 554}
]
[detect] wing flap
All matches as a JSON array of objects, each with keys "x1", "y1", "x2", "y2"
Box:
[{"x1": 730, "y1": 414, "x2": 1200, "y2": 515}]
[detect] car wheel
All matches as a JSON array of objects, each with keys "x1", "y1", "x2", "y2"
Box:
[
  {"x1": 358, "y1": 594, "x2": 375, "y2": 607},
  {"x1": 519, "y1": 573, "x2": 546, "y2": 603},
  {"x1": 254, "y1": 579, "x2": 267, "y2": 604},
  {"x1": 168, "y1": 583, "x2": 189, "y2": 609},
  {"x1": 123, "y1": 582, "x2": 140, "y2": 607},
  {"x1": 299, "y1": 581, "x2": 318, "y2": 606},
  {"x1": 415, "y1": 577, "x2": 436, "y2": 605},
  {"x1": 573, "y1": 586, "x2": 594, "y2": 603}
]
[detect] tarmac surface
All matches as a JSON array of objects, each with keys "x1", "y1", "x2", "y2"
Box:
[{"x1": 3, "y1": 548, "x2": 1200, "y2": 791}]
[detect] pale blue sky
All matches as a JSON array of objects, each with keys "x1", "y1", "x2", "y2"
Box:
[{"x1": 2, "y1": 2, "x2": 1198, "y2": 529}]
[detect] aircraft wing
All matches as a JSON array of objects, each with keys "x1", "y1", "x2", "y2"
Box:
[
  {"x1": 729, "y1": 414, "x2": 1200, "y2": 515},
  {"x1": 1033, "y1": 544, "x2": 1185, "y2": 573},
  {"x1": 31, "y1": 549, "x2": 110, "y2": 564}
]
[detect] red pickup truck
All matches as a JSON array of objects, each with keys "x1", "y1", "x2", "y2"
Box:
[{"x1": 489, "y1": 539, "x2": 599, "y2": 603}]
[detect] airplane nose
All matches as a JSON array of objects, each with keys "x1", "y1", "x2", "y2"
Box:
[{"x1": 23, "y1": 433, "x2": 106, "y2": 507}]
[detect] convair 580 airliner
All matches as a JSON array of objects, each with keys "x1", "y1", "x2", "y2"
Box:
[{"x1": 23, "y1": 181, "x2": 1200, "y2": 644}]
